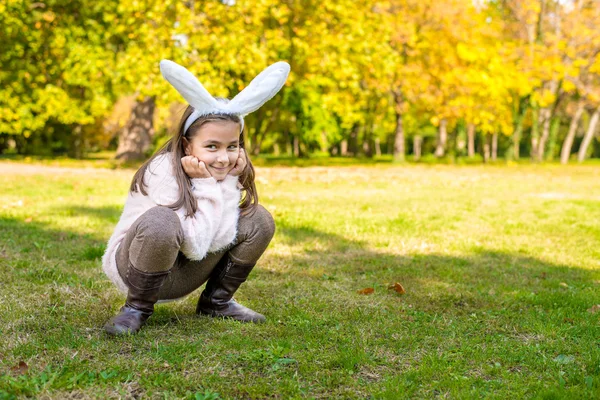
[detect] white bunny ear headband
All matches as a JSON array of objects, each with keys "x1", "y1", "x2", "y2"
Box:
[{"x1": 159, "y1": 60, "x2": 290, "y2": 134}]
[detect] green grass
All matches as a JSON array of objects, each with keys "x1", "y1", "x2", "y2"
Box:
[{"x1": 0, "y1": 161, "x2": 599, "y2": 399}]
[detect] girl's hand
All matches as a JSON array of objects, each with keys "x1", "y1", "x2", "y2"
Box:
[
  {"x1": 181, "y1": 156, "x2": 212, "y2": 179},
  {"x1": 228, "y1": 149, "x2": 247, "y2": 177}
]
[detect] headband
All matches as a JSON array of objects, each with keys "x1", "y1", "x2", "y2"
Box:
[{"x1": 159, "y1": 60, "x2": 290, "y2": 134}]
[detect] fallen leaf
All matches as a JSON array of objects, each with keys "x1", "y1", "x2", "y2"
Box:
[
  {"x1": 388, "y1": 282, "x2": 406, "y2": 295},
  {"x1": 587, "y1": 305, "x2": 600, "y2": 314},
  {"x1": 357, "y1": 288, "x2": 374, "y2": 295},
  {"x1": 559, "y1": 282, "x2": 568, "y2": 288},
  {"x1": 24, "y1": 217, "x2": 33, "y2": 223},
  {"x1": 11, "y1": 361, "x2": 28, "y2": 375}
]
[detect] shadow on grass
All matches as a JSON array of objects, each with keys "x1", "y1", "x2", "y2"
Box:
[
  {"x1": 273, "y1": 219, "x2": 600, "y2": 313},
  {"x1": 1, "y1": 209, "x2": 597, "y2": 314}
]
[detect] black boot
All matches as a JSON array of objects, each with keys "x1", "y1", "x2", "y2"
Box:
[
  {"x1": 196, "y1": 254, "x2": 265, "y2": 323},
  {"x1": 104, "y1": 265, "x2": 170, "y2": 335}
]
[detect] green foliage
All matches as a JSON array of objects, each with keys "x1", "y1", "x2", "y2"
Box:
[{"x1": 2, "y1": 0, "x2": 600, "y2": 161}]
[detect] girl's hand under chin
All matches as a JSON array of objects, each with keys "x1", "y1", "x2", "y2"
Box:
[
  {"x1": 181, "y1": 156, "x2": 212, "y2": 179},
  {"x1": 228, "y1": 149, "x2": 247, "y2": 177}
]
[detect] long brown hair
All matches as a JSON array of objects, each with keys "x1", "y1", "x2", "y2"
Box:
[{"x1": 130, "y1": 105, "x2": 258, "y2": 217}]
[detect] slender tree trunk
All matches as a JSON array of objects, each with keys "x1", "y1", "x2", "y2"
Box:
[
  {"x1": 467, "y1": 123, "x2": 475, "y2": 157},
  {"x1": 284, "y1": 129, "x2": 291, "y2": 155},
  {"x1": 293, "y1": 135, "x2": 300, "y2": 157},
  {"x1": 434, "y1": 118, "x2": 448, "y2": 158},
  {"x1": 535, "y1": 80, "x2": 559, "y2": 161},
  {"x1": 413, "y1": 135, "x2": 422, "y2": 161},
  {"x1": 483, "y1": 134, "x2": 490, "y2": 163},
  {"x1": 511, "y1": 97, "x2": 528, "y2": 160},
  {"x1": 115, "y1": 96, "x2": 155, "y2": 161},
  {"x1": 69, "y1": 124, "x2": 84, "y2": 159},
  {"x1": 512, "y1": 122, "x2": 523, "y2": 160},
  {"x1": 560, "y1": 101, "x2": 585, "y2": 164},
  {"x1": 363, "y1": 134, "x2": 372, "y2": 157},
  {"x1": 392, "y1": 91, "x2": 405, "y2": 162},
  {"x1": 491, "y1": 132, "x2": 498, "y2": 161},
  {"x1": 531, "y1": 106, "x2": 540, "y2": 161},
  {"x1": 341, "y1": 140, "x2": 348, "y2": 156},
  {"x1": 536, "y1": 107, "x2": 552, "y2": 161},
  {"x1": 375, "y1": 137, "x2": 381, "y2": 157},
  {"x1": 349, "y1": 123, "x2": 359, "y2": 156},
  {"x1": 578, "y1": 107, "x2": 600, "y2": 162}
]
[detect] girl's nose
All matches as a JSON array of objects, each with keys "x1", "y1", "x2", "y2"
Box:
[{"x1": 216, "y1": 151, "x2": 229, "y2": 164}]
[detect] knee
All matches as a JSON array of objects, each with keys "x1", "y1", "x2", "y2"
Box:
[
  {"x1": 240, "y1": 204, "x2": 276, "y2": 242},
  {"x1": 135, "y1": 206, "x2": 183, "y2": 248}
]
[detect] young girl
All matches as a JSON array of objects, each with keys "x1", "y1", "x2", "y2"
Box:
[{"x1": 102, "y1": 60, "x2": 290, "y2": 335}]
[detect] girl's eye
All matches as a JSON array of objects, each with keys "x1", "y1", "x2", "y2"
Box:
[
  {"x1": 207, "y1": 145, "x2": 217, "y2": 150},
  {"x1": 228, "y1": 145, "x2": 238, "y2": 150}
]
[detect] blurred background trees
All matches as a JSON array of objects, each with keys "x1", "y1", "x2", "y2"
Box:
[{"x1": 1, "y1": 0, "x2": 599, "y2": 162}]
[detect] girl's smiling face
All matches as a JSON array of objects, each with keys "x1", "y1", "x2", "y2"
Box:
[{"x1": 185, "y1": 120, "x2": 241, "y2": 181}]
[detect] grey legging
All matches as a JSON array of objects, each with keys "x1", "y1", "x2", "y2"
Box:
[{"x1": 115, "y1": 205, "x2": 275, "y2": 300}]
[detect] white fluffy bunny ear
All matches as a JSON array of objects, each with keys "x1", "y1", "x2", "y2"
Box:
[
  {"x1": 160, "y1": 60, "x2": 220, "y2": 115},
  {"x1": 226, "y1": 62, "x2": 290, "y2": 116}
]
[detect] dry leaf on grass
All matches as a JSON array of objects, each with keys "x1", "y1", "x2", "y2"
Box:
[
  {"x1": 357, "y1": 288, "x2": 374, "y2": 295},
  {"x1": 587, "y1": 305, "x2": 600, "y2": 314},
  {"x1": 11, "y1": 361, "x2": 28, "y2": 375},
  {"x1": 388, "y1": 282, "x2": 406, "y2": 295}
]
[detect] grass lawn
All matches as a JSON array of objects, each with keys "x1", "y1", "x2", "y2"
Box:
[{"x1": 0, "y1": 161, "x2": 599, "y2": 399}]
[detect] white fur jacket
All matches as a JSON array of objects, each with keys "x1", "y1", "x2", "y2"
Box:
[{"x1": 101, "y1": 153, "x2": 241, "y2": 294}]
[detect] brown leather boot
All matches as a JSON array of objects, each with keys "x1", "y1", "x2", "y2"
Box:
[
  {"x1": 104, "y1": 265, "x2": 170, "y2": 335},
  {"x1": 196, "y1": 254, "x2": 265, "y2": 323}
]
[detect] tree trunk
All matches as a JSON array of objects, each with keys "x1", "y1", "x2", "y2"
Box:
[
  {"x1": 434, "y1": 118, "x2": 448, "y2": 158},
  {"x1": 531, "y1": 106, "x2": 540, "y2": 161},
  {"x1": 348, "y1": 123, "x2": 360, "y2": 157},
  {"x1": 392, "y1": 91, "x2": 405, "y2": 162},
  {"x1": 363, "y1": 139, "x2": 372, "y2": 157},
  {"x1": 393, "y1": 112, "x2": 405, "y2": 162},
  {"x1": 341, "y1": 140, "x2": 348, "y2": 156},
  {"x1": 483, "y1": 134, "x2": 490, "y2": 163},
  {"x1": 578, "y1": 107, "x2": 600, "y2": 162},
  {"x1": 560, "y1": 101, "x2": 585, "y2": 164},
  {"x1": 375, "y1": 137, "x2": 381, "y2": 157},
  {"x1": 512, "y1": 121, "x2": 523, "y2": 160},
  {"x1": 293, "y1": 135, "x2": 300, "y2": 157},
  {"x1": 69, "y1": 124, "x2": 84, "y2": 159},
  {"x1": 467, "y1": 123, "x2": 475, "y2": 157},
  {"x1": 283, "y1": 129, "x2": 291, "y2": 155},
  {"x1": 115, "y1": 96, "x2": 155, "y2": 161},
  {"x1": 535, "y1": 107, "x2": 552, "y2": 161},
  {"x1": 349, "y1": 124, "x2": 359, "y2": 156},
  {"x1": 491, "y1": 132, "x2": 498, "y2": 161},
  {"x1": 413, "y1": 135, "x2": 422, "y2": 161},
  {"x1": 511, "y1": 97, "x2": 528, "y2": 160}
]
